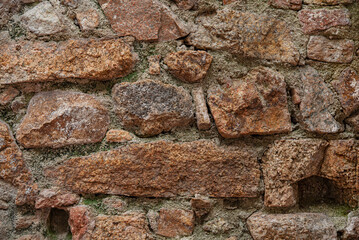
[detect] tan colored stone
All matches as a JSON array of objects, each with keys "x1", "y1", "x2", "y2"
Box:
[
  {"x1": 303, "y1": 0, "x2": 353, "y2": 4},
  {"x1": 192, "y1": 87, "x2": 211, "y2": 130},
  {"x1": 247, "y1": 212, "x2": 337, "y2": 240},
  {"x1": 156, "y1": 209, "x2": 194, "y2": 237},
  {"x1": 0, "y1": 120, "x2": 37, "y2": 205},
  {"x1": 0, "y1": 0, "x2": 21, "y2": 28},
  {"x1": 186, "y1": 9, "x2": 300, "y2": 65},
  {"x1": 112, "y1": 79, "x2": 193, "y2": 137},
  {"x1": 0, "y1": 38, "x2": 134, "y2": 84},
  {"x1": 69, "y1": 205, "x2": 94, "y2": 240},
  {"x1": 102, "y1": 197, "x2": 127, "y2": 212},
  {"x1": 203, "y1": 218, "x2": 234, "y2": 234},
  {"x1": 148, "y1": 55, "x2": 161, "y2": 75},
  {"x1": 16, "y1": 234, "x2": 43, "y2": 240},
  {"x1": 16, "y1": 91, "x2": 109, "y2": 148},
  {"x1": 262, "y1": 139, "x2": 328, "y2": 207},
  {"x1": 164, "y1": 50, "x2": 212, "y2": 83},
  {"x1": 208, "y1": 67, "x2": 291, "y2": 138},
  {"x1": 99, "y1": 0, "x2": 188, "y2": 41},
  {"x1": 190, "y1": 196, "x2": 212, "y2": 218},
  {"x1": 0, "y1": 87, "x2": 19, "y2": 106},
  {"x1": 269, "y1": 0, "x2": 302, "y2": 10},
  {"x1": 307, "y1": 36, "x2": 354, "y2": 63},
  {"x1": 173, "y1": 0, "x2": 196, "y2": 10},
  {"x1": 344, "y1": 211, "x2": 359, "y2": 239},
  {"x1": 35, "y1": 188, "x2": 80, "y2": 209},
  {"x1": 91, "y1": 213, "x2": 152, "y2": 240},
  {"x1": 105, "y1": 129, "x2": 133, "y2": 143},
  {"x1": 332, "y1": 68, "x2": 359, "y2": 116},
  {"x1": 47, "y1": 140, "x2": 260, "y2": 197},
  {"x1": 298, "y1": 9, "x2": 350, "y2": 34},
  {"x1": 76, "y1": 9, "x2": 100, "y2": 31},
  {"x1": 297, "y1": 66, "x2": 343, "y2": 134}
]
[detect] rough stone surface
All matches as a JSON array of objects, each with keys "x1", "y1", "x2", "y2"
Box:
[
  {"x1": 164, "y1": 50, "x2": 213, "y2": 83},
  {"x1": 15, "y1": 215, "x2": 39, "y2": 230},
  {"x1": 262, "y1": 139, "x2": 328, "y2": 207},
  {"x1": 332, "y1": 68, "x2": 359, "y2": 116},
  {"x1": 0, "y1": 87, "x2": 19, "y2": 106},
  {"x1": 156, "y1": 209, "x2": 195, "y2": 237},
  {"x1": 76, "y1": 9, "x2": 100, "y2": 31},
  {"x1": 35, "y1": 188, "x2": 80, "y2": 209},
  {"x1": 69, "y1": 205, "x2": 94, "y2": 240},
  {"x1": 21, "y1": 2, "x2": 66, "y2": 36},
  {"x1": 16, "y1": 91, "x2": 110, "y2": 148},
  {"x1": 91, "y1": 213, "x2": 152, "y2": 240},
  {"x1": 347, "y1": 113, "x2": 359, "y2": 132},
  {"x1": 173, "y1": 0, "x2": 196, "y2": 10},
  {"x1": 105, "y1": 129, "x2": 133, "y2": 143},
  {"x1": 207, "y1": 67, "x2": 291, "y2": 138},
  {"x1": 99, "y1": 0, "x2": 189, "y2": 41},
  {"x1": 186, "y1": 9, "x2": 300, "y2": 65},
  {"x1": 203, "y1": 218, "x2": 234, "y2": 234},
  {"x1": 0, "y1": 120, "x2": 37, "y2": 205},
  {"x1": 102, "y1": 197, "x2": 127, "y2": 212},
  {"x1": 148, "y1": 55, "x2": 161, "y2": 75},
  {"x1": 112, "y1": 79, "x2": 193, "y2": 136},
  {"x1": 192, "y1": 87, "x2": 211, "y2": 130},
  {"x1": 269, "y1": 0, "x2": 302, "y2": 10},
  {"x1": 296, "y1": 66, "x2": 343, "y2": 134},
  {"x1": 47, "y1": 140, "x2": 260, "y2": 197},
  {"x1": 0, "y1": 38, "x2": 134, "y2": 84},
  {"x1": 0, "y1": 0, "x2": 21, "y2": 28},
  {"x1": 190, "y1": 196, "x2": 212, "y2": 218},
  {"x1": 247, "y1": 212, "x2": 337, "y2": 240},
  {"x1": 307, "y1": 36, "x2": 354, "y2": 63},
  {"x1": 344, "y1": 211, "x2": 359, "y2": 239},
  {"x1": 303, "y1": 0, "x2": 353, "y2": 4},
  {"x1": 298, "y1": 9, "x2": 350, "y2": 34}
]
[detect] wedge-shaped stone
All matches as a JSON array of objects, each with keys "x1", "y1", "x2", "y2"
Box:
[
  {"x1": 99, "y1": 0, "x2": 188, "y2": 41},
  {"x1": 247, "y1": 212, "x2": 337, "y2": 240},
  {"x1": 112, "y1": 79, "x2": 193, "y2": 137},
  {"x1": 16, "y1": 91, "x2": 109, "y2": 148},
  {"x1": 207, "y1": 67, "x2": 291, "y2": 138},
  {"x1": 186, "y1": 9, "x2": 300, "y2": 65},
  {"x1": 0, "y1": 38, "x2": 134, "y2": 84},
  {"x1": 47, "y1": 140, "x2": 260, "y2": 197}
]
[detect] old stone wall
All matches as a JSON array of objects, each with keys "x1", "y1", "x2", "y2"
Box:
[{"x1": 0, "y1": 0, "x2": 359, "y2": 239}]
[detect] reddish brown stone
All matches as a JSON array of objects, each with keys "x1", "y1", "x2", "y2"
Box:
[
  {"x1": 0, "y1": 38, "x2": 134, "y2": 84},
  {"x1": 76, "y1": 9, "x2": 100, "y2": 31},
  {"x1": 190, "y1": 196, "x2": 212, "y2": 218},
  {"x1": 332, "y1": 68, "x2": 359, "y2": 116},
  {"x1": 105, "y1": 129, "x2": 133, "y2": 143},
  {"x1": 15, "y1": 215, "x2": 39, "y2": 230},
  {"x1": 192, "y1": 87, "x2": 211, "y2": 130},
  {"x1": 0, "y1": 120, "x2": 37, "y2": 205},
  {"x1": 298, "y1": 9, "x2": 350, "y2": 34},
  {"x1": 223, "y1": 0, "x2": 236, "y2": 4},
  {"x1": 16, "y1": 91, "x2": 110, "y2": 148},
  {"x1": 156, "y1": 209, "x2": 194, "y2": 237},
  {"x1": 173, "y1": 0, "x2": 196, "y2": 10},
  {"x1": 35, "y1": 188, "x2": 80, "y2": 209},
  {"x1": 47, "y1": 140, "x2": 260, "y2": 197},
  {"x1": 269, "y1": 0, "x2": 302, "y2": 10},
  {"x1": 247, "y1": 212, "x2": 337, "y2": 240},
  {"x1": 0, "y1": 87, "x2": 19, "y2": 105},
  {"x1": 347, "y1": 113, "x2": 359, "y2": 132},
  {"x1": 303, "y1": 0, "x2": 353, "y2": 4},
  {"x1": 297, "y1": 66, "x2": 343, "y2": 134},
  {"x1": 102, "y1": 197, "x2": 127, "y2": 212},
  {"x1": 91, "y1": 213, "x2": 152, "y2": 239},
  {"x1": 69, "y1": 205, "x2": 94, "y2": 240},
  {"x1": 99, "y1": 0, "x2": 188, "y2": 41},
  {"x1": 186, "y1": 10, "x2": 300, "y2": 65},
  {"x1": 262, "y1": 139, "x2": 328, "y2": 207},
  {"x1": 164, "y1": 50, "x2": 213, "y2": 83},
  {"x1": 307, "y1": 36, "x2": 354, "y2": 63},
  {"x1": 112, "y1": 79, "x2": 193, "y2": 137},
  {"x1": 208, "y1": 67, "x2": 291, "y2": 138},
  {"x1": 148, "y1": 55, "x2": 161, "y2": 75}
]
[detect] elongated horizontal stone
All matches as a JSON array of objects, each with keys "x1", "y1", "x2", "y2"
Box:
[
  {"x1": 47, "y1": 140, "x2": 260, "y2": 197},
  {"x1": 303, "y1": 0, "x2": 353, "y2": 5},
  {"x1": 0, "y1": 38, "x2": 134, "y2": 84},
  {"x1": 269, "y1": 0, "x2": 302, "y2": 10}
]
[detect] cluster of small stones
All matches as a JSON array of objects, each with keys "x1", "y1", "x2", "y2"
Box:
[{"x1": 0, "y1": 0, "x2": 359, "y2": 239}]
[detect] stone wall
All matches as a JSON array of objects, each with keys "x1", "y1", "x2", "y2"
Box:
[{"x1": 0, "y1": 0, "x2": 359, "y2": 239}]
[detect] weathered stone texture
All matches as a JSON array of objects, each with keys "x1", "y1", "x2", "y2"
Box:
[
  {"x1": 192, "y1": 87, "x2": 211, "y2": 130},
  {"x1": 296, "y1": 66, "x2": 343, "y2": 134},
  {"x1": 190, "y1": 196, "x2": 212, "y2": 218},
  {"x1": 186, "y1": 9, "x2": 300, "y2": 65},
  {"x1": 208, "y1": 67, "x2": 291, "y2": 138},
  {"x1": 0, "y1": 38, "x2": 134, "y2": 84},
  {"x1": 99, "y1": 0, "x2": 188, "y2": 41},
  {"x1": 47, "y1": 140, "x2": 260, "y2": 197},
  {"x1": 269, "y1": 0, "x2": 302, "y2": 10},
  {"x1": 105, "y1": 129, "x2": 133, "y2": 143},
  {"x1": 148, "y1": 55, "x2": 161, "y2": 75},
  {"x1": 307, "y1": 36, "x2": 354, "y2": 63},
  {"x1": 173, "y1": 0, "x2": 196, "y2": 10},
  {"x1": 69, "y1": 206, "x2": 94, "y2": 240},
  {"x1": 298, "y1": 9, "x2": 350, "y2": 34},
  {"x1": 112, "y1": 80, "x2": 193, "y2": 136},
  {"x1": 0, "y1": 0, "x2": 21, "y2": 28},
  {"x1": 76, "y1": 9, "x2": 100, "y2": 31},
  {"x1": 91, "y1": 213, "x2": 153, "y2": 240},
  {"x1": 0, "y1": 87, "x2": 19, "y2": 106},
  {"x1": 347, "y1": 113, "x2": 359, "y2": 132},
  {"x1": 332, "y1": 68, "x2": 359, "y2": 116},
  {"x1": 344, "y1": 211, "x2": 359, "y2": 239},
  {"x1": 164, "y1": 50, "x2": 212, "y2": 83},
  {"x1": 247, "y1": 213, "x2": 337, "y2": 240},
  {"x1": 16, "y1": 91, "x2": 109, "y2": 148},
  {"x1": 35, "y1": 188, "x2": 80, "y2": 209},
  {"x1": 303, "y1": 0, "x2": 353, "y2": 4},
  {"x1": 262, "y1": 139, "x2": 328, "y2": 207},
  {"x1": 156, "y1": 209, "x2": 195, "y2": 237}
]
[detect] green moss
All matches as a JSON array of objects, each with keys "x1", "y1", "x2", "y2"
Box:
[
  {"x1": 44, "y1": 229, "x2": 57, "y2": 240},
  {"x1": 83, "y1": 197, "x2": 106, "y2": 213},
  {"x1": 8, "y1": 23, "x2": 26, "y2": 39},
  {"x1": 120, "y1": 71, "x2": 139, "y2": 83}
]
